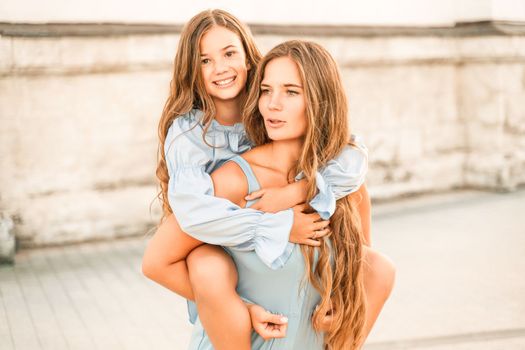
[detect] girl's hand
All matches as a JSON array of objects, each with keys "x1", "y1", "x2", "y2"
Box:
[
  {"x1": 245, "y1": 186, "x2": 297, "y2": 213},
  {"x1": 247, "y1": 304, "x2": 288, "y2": 340},
  {"x1": 290, "y1": 204, "x2": 331, "y2": 246},
  {"x1": 246, "y1": 179, "x2": 308, "y2": 213}
]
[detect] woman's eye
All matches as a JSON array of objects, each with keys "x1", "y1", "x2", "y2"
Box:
[
  {"x1": 287, "y1": 90, "x2": 298, "y2": 96},
  {"x1": 201, "y1": 58, "x2": 210, "y2": 64},
  {"x1": 225, "y1": 51, "x2": 236, "y2": 57},
  {"x1": 260, "y1": 89, "x2": 270, "y2": 95}
]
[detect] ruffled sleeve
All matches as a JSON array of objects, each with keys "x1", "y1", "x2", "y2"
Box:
[
  {"x1": 165, "y1": 114, "x2": 294, "y2": 269},
  {"x1": 307, "y1": 135, "x2": 368, "y2": 220}
]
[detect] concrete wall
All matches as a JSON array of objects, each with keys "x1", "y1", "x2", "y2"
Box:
[{"x1": 1, "y1": 22, "x2": 524, "y2": 247}]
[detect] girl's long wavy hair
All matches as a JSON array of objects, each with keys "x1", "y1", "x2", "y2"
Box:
[
  {"x1": 156, "y1": 9, "x2": 261, "y2": 221},
  {"x1": 244, "y1": 40, "x2": 367, "y2": 350}
]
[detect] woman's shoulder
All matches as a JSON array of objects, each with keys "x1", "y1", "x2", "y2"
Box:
[
  {"x1": 211, "y1": 157, "x2": 249, "y2": 206},
  {"x1": 240, "y1": 144, "x2": 269, "y2": 164}
]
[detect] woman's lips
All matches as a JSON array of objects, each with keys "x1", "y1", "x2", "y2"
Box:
[{"x1": 265, "y1": 118, "x2": 286, "y2": 128}]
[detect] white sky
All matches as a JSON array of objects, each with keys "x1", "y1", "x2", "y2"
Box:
[{"x1": 1, "y1": 0, "x2": 524, "y2": 25}]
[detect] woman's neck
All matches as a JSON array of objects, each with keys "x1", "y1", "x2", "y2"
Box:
[
  {"x1": 213, "y1": 98, "x2": 242, "y2": 126},
  {"x1": 267, "y1": 138, "x2": 304, "y2": 180}
]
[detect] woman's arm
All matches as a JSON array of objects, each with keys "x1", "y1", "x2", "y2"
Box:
[{"x1": 349, "y1": 184, "x2": 371, "y2": 246}]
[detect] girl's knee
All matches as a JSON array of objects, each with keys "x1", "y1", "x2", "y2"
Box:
[{"x1": 187, "y1": 245, "x2": 238, "y2": 297}]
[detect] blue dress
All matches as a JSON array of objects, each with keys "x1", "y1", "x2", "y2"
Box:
[
  {"x1": 188, "y1": 156, "x2": 325, "y2": 349},
  {"x1": 164, "y1": 109, "x2": 368, "y2": 269},
  {"x1": 164, "y1": 109, "x2": 367, "y2": 325}
]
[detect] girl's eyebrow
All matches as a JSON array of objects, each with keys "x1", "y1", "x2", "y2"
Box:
[{"x1": 200, "y1": 44, "x2": 238, "y2": 57}]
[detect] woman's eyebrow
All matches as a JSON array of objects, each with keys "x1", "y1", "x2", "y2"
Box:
[
  {"x1": 260, "y1": 82, "x2": 303, "y2": 88},
  {"x1": 284, "y1": 83, "x2": 303, "y2": 89}
]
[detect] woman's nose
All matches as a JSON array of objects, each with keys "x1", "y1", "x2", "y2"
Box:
[{"x1": 268, "y1": 94, "x2": 282, "y2": 111}]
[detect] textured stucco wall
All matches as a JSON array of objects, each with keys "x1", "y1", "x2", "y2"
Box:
[{"x1": 1, "y1": 24, "x2": 524, "y2": 246}]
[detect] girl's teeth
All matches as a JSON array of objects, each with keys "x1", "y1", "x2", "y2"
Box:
[{"x1": 215, "y1": 78, "x2": 234, "y2": 86}]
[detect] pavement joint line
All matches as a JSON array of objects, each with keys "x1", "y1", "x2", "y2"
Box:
[{"x1": 365, "y1": 328, "x2": 525, "y2": 349}]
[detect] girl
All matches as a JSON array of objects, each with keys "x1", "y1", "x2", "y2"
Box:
[
  {"x1": 187, "y1": 39, "x2": 393, "y2": 349},
  {"x1": 142, "y1": 9, "x2": 391, "y2": 349}
]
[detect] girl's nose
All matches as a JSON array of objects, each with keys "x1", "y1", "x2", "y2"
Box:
[{"x1": 214, "y1": 58, "x2": 229, "y2": 75}]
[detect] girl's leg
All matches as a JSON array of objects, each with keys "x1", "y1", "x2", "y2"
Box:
[
  {"x1": 187, "y1": 245, "x2": 251, "y2": 350},
  {"x1": 362, "y1": 246, "x2": 396, "y2": 339},
  {"x1": 142, "y1": 214, "x2": 203, "y2": 300}
]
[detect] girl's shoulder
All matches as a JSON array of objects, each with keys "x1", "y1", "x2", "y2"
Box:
[
  {"x1": 168, "y1": 109, "x2": 204, "y2": 134},
  {"x1": 166, "y1": 109, "x2": 204, "y2": 143},
  {"x1": 349, "y1": 134, "x2": 368, "y2": 156}
]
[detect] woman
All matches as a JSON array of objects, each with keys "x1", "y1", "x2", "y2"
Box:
[
  {"x1": 185, "y1": 40, "x2": 395, "y2": 349},
  {"x1": 142, "y1": 9, "x2": 388, "y2": 349}
]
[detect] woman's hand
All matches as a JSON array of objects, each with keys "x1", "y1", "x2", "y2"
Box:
[
  {"x1": 313, "y1": 306, "x2": 335, "y2": 333},
  {"x1": 247, "y1": 303, "x2": 288, "y2": 340},
  {"x1": 289, "y1": 204, "x2": 331, "y2": 247}
]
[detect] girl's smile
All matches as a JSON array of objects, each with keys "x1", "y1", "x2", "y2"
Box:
[{"x1": 213, "y1": 76, "x2": 237, "y2": 88}]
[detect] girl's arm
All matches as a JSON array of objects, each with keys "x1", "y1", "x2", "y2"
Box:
[
  {"x1": 164, "y1": 119, "x2": 320, "y2": 270},
  {"x1": 243, "y1": 136, "x2": 368, "y2": 220}
]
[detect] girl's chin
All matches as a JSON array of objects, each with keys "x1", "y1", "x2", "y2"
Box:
[{"x1": 210, "y1": 89, "x2": 243, "y2": 102}]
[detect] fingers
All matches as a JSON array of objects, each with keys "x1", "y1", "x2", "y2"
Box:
[
  {"x1": 255, "y1": 323, "x2": 287, "y2": 340},
  {"x1": 264, "y1": 313, "x2": 288, "y2": 325},
  {"x1": 317, "y1": 314, "x2": 334, "y2": 332},
  {"x1": 245, "y1": 189, "x2": 265, "y2": 201},
  {"x1": 310, "y1": 212, "x2": 322, "y2": 221},
  {"x1": 271, "y1": 322, "x2": 287, "y2": 338},
  {"x1": 312, "y1": 228, "x2": 330, "y2": 239},
  {"x1": 303, "y1": 239, "x2": 322, "y2": 247},
  {"x1": 312, "y1": 220, "x2": 330, "y2": 231},
  {"x1": 253, "y1": 313, "x2": 288, "y2": 340},
  {"x1": 293, "y1": 203, "x2": 308, "y2": 212}
]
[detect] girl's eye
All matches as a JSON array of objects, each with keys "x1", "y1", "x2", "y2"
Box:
[
  {"x1": 287, "y1": 90, "x2": 299, "y2": 96},
  {"x1": 260, "y1": 89, "x2": 270, "y2": 95},
  {"x1": 201, "y1": 58, "x2": 210, "y2": 65},
  {"x1": 225, "y1": 51, "x2": 237, "y2": 57}
]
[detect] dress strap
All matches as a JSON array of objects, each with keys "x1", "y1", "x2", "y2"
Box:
[{"x1": 227, "y1": 156, "x2": 261, "y2": 205}]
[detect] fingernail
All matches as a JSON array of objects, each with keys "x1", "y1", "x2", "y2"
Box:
[{"x1": 281, "y1": 317, "x2": 288, "y2": 323}]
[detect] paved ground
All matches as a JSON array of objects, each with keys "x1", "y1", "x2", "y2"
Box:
[{"x1": 1, "y1": 189, "x2": 524, "y2": 350}]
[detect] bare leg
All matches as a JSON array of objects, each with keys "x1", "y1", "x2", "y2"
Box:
[
  {"x1": 362, "y1": 246, "x2": 396, "y2": 339},
  {"x1": 187, "y1": 245, "x2": 251, "y2": 350},
  {"x1": 142, "y1": 214, "x2": 204, "y2": 300}
]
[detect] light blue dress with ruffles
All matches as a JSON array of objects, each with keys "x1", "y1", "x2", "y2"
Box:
[
  {"x1": 164, "y1": 109, "x2": 368, "y2": 330},
  {"x1": 188, "y1": 156, "x2": 325, "y2": 349}
]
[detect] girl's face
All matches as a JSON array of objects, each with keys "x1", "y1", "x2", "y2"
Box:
[
  {"x1": 199, "y1": 26, "x2": 249, "y2": 105},
  {"x1": 258, "y1": 56, "x2": 307, "y2": 141}
]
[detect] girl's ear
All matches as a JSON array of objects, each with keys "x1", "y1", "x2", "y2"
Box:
[{"x1": 246, "y1": 61, "x2": 252, "y2": 71}]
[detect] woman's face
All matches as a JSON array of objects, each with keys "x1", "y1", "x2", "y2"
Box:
[
  {"x1": 199, "y1": 26, "x2": 249, "y2": 105},
  {"x1": 258, "y1": 56, "x2": 307, "y2": 141}
]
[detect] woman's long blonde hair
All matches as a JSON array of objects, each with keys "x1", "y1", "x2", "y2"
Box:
[
  {"x1": 244, "y1": 40, "x2": 367, "y2": 350},
  {"x1": 156, "y1": 9, "x2": 261, "y2": 220}
]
